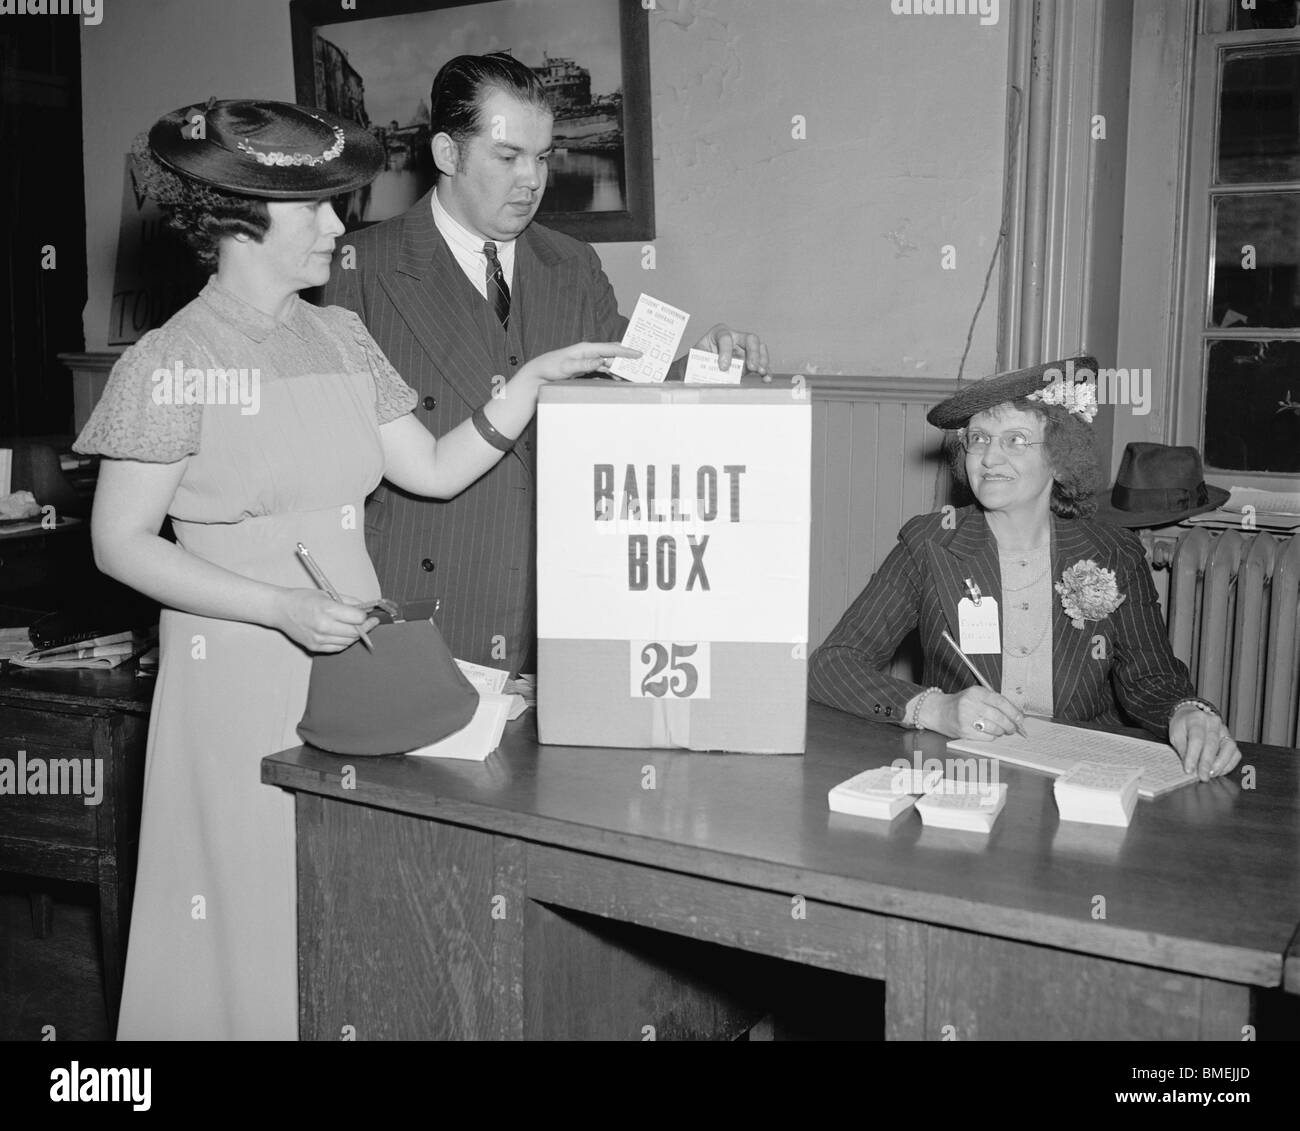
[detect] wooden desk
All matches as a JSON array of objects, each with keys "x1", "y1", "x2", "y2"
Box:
[
  {"x1": 263, "y1": 705, "x2": 1300, "y2": 1040},
  {"x1": 0, "y1": 665, "x2": 152, "y2": 1031}
]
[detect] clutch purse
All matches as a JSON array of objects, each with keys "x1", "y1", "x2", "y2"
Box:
[{"x1": 297, "y1": 616, "x2": 479, "y2": 756}]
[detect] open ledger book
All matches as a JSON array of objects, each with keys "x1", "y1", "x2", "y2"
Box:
[{"x1": 947, "y1": 715, "x2": 1197, "y2": 799}]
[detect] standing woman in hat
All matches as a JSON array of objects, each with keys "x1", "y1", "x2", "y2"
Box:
[
  {"x1": 73, "y1": 100, "x2": 635, "y2": 1040},
  {"x1": 809, "y1": 358, "x2": 1241, "y2": 781}
]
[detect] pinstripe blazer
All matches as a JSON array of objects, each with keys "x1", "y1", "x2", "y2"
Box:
[
  {"x1": 808, "y1": 506, "x2": 1201, "y2": 736},
  {"x1": 319, "y1": 191, "x2": 627, "y2": 672}
]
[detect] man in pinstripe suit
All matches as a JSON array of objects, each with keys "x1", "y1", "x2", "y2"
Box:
[
  {"x1": 322, "y1": 53, "x2": 767, "y2": 673},
  {"x1": 809, "y1": 358, "x2": 1242, "y2": 782}
]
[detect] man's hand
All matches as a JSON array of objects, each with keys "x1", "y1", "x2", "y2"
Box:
[
  {"x1": 694, "y1": 323, "x2": 770, "y2": 378},
  {"x1": 1169, "y1": 705, "x2": 1241, "y2": 781}
]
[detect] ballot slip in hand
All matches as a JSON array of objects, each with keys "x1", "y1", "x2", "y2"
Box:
[
  {"x1": 914, "y1": 779, "x2": 1008, "y2": 833},
  {"x1": 1053, "y1": 762, "x2": 1142, "y2": 827},
  {"x1": 683, "y1": 347, "x2": 745, "y2": 385},
  {"x1": 827, "y1": 764, "x2": 941, "y2": 821},
  {"x1": 607, "y1": 294, "x2": 690, "y2": 384}
]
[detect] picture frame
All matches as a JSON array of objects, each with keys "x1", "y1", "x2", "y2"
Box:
[{"x1": 289, "y1": 0, "x2": 655, "y2": 242}]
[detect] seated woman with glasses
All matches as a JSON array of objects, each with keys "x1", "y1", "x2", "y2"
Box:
[{"x1": 808, "y1": 357, "x2": 1240, "y2": 781}]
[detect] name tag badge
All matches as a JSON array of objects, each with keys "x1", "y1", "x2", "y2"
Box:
[{"x1": 957, "y1": 596, "x2": 1001, "y2": 654}]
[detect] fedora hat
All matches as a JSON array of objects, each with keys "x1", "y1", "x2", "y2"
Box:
[
  {"x1": 928, "y1": 356, "x2": 1099, "y2": 429},
  {"x1": 1093, "y1": 443, "x2": 1229, "y2": 528},
  {"x1": 147, "y1": 99, "x2": 382, "y2": 199}
]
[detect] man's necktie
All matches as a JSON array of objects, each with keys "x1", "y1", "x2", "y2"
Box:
[{"x1": 483, "y1": 241, "x2": 511, "y2": 330}]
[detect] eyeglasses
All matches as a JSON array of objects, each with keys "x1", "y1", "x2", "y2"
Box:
[{"x1": 959, "y1": 430, "x2": 1046, "y2": 455}]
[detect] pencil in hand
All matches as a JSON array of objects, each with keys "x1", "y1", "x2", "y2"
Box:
[
  {"x1": 940, "y1": 629, "x2": 1028, "y2": 739},
  {"x1": 295, "y1": 542, "x2": 375, "y2": 652}
]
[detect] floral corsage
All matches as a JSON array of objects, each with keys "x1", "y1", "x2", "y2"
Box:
[
  {"x1": 1055, "y1": 559, "x2": 1125, "y2": 629},
  {"x1": 1027, "y1": 376, "x2": 1099, "y2": 422}
]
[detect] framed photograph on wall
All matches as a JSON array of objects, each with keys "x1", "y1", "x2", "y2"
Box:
[{"x1": 289, "y1": 0, "x2": 654, "y2": 242}]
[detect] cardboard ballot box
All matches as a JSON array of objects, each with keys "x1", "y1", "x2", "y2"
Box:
[{"x1": 537, "y1": 380, "x2": 810, "y2": 753}]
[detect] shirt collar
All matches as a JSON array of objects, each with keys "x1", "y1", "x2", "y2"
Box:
[
  {"x1": 431, "y1": 187, "x2": 517, "y2": 260},
  {"x1": 199, "y1": 276, "x2": 310, "y2": 343}
]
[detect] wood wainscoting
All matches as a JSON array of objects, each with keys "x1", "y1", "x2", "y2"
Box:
[{"x1": 808, "y1": 375, "x2": 960, "y2": 650}]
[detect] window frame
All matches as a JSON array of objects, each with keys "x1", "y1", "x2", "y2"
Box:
[{"x1": 1173, "y1": 8, "x2": 1300, "y2": 487}]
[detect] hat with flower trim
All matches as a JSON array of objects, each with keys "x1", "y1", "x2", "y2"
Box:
[
  {"x1": 147, "y1": 98, "x2": 383, "y2": 199},
  {"x1": 927, "y1": 356, "x2": 1100, "y2": 429}
]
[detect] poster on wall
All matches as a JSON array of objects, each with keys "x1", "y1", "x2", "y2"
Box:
[
  {"x1": 537, "y1": 382, "x2": 811, "y2": 754},
  {"x1": 108, "y1": 156, "x2": 205, "y2": 347}
]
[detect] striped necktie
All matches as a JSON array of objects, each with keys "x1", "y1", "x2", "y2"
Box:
[{"x1": 483, "y1": 241, "x2": 511, "y2": 330}]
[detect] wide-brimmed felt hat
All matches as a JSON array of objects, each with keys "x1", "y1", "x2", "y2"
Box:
[
  {"x1": 1093, "y1": 443, "x2": 1229, "y2": 528},
  {"x1": 928, "y1": 356, "x2": 1099, "y2": 429},
  {"x1": 147, "y1": 99, "x2": 382, "y2": 199}
]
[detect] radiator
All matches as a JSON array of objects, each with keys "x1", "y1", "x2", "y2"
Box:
[{"x1": 1163, "y1": 528, "x2": 1300, "y2": 747}]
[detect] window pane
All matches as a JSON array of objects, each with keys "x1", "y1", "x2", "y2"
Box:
[
  {"x1": 1230, "y1": 0, "x2": 1300, "y2": 30},
  {"x1": 1218, "y1": 49, "x2": 1300, "y2": 183},
  {"x1": 1204, "y1": 339, "x2": 1300, "y2": 473},
  {"x1": 1211, "y1": 192, "x2": 1300, "y2": 327}
]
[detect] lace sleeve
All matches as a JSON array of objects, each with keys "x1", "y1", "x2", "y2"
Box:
[{"x1": 72, "y1": 327, "x2": 202, "y2": 461}]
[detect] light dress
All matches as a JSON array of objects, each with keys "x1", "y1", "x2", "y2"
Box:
[{"x1": 74, "y1": 278, "x2": 417, "y2": 1039}]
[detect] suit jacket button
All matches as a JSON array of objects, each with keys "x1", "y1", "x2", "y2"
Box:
[
  {"x1": 523, "y1": 440, "x2": 532, "y2": 452},
  {"x1": 422, "y1": 395, "x2": 437, "y2": 411},
  {"x1": 421, "y1": 558, "x2": 436, "y2": 572},
  {"x1": 873, "y1": 704, "x2": 882, "y2": 714},
  {"x1": 884, "y1": 706, "x2": 893, "y2": 716},
  {"x1": 509, "y1": 355, "x2": 520, "y2": 366}
]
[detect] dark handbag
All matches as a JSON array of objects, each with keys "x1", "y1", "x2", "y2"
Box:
[{"x1": 297, "y1": 617, "x2": 479, "y2": 755}]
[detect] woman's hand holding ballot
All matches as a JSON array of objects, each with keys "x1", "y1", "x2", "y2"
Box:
[
  {"x1": 380, "y1": 340, "x2": 641, "y2": 501},
  {"x1": 517, "y1": 340, "x2": 643, "y2": 384}
]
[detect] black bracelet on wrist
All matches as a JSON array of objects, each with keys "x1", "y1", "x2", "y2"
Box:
[{"x1": 472, "y1": 404, "x2": 515, "y2": 453}]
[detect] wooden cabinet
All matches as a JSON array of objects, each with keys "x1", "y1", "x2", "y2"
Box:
[{"x1": 0, "y1": 667, "x2": 152, "y2": 1032}]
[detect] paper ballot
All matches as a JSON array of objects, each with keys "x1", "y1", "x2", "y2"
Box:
[
  {"x1": 914, "y1": 780, "x2": 1008, "y2": 833},
  {"x1": 684, "y1": 347, "x2": 744, "y2": 385},
  {"x1": 1054, "y1": 762, "x2": 1142, "y2": 827},
  {"x1": 828, "y1": 764, "x2": 939, "y2": 821},
  {"x1": 455, "y1": 658, "x2": 510, "y2": 695},
  {"x1": 608, "y1": 294, "x2": 690, "y2": 383}
]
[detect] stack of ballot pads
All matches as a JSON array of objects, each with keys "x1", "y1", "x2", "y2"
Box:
[
  {"x1": 1052, "y1": 762, "x2": 1143, "y2": 827},
  {"x1": 828, "y1": 766, "x2": 1008, "y2": 833}
]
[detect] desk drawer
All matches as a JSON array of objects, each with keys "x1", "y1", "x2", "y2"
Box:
[
  {"x1": 0, "y1": 705, "x2": 97, "y2": 748},
  {"x1": 0, "y1": 740, "x2": 101, "y2": 848}
]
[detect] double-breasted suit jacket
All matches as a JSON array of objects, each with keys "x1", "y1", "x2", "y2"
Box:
[
  {"x1": 808, "y1": 506, "x2": 1198, "y2": 734},
  {"x1": 320, "y1": 191, "x2": 627, "y2": 672}
]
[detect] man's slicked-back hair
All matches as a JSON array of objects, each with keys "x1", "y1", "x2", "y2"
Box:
[{"x1": 428, "y1": 51, "x2": 551, "y2": 178}]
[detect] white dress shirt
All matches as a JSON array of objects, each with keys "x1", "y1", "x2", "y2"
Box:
[{"x1": 431, "y1": 187, "x2": 517, "y2": 300}]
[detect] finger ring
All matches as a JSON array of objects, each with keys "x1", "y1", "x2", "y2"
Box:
[{"x1": 973, "y1": 719, "x2": 986, "y2": 732}]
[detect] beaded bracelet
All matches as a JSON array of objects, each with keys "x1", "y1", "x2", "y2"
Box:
[
  {"x1": 472, "y1": 404, "x2": 515, "y2": 453},
  {"x1": 1170, "y1": 697, "x2": 1220, "y2": 721},
  {"x1": 909, "y1": 686, "x2": 942, "y2": 730}
]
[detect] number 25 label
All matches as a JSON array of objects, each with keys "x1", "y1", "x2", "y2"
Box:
[{"x1": 631, "y1": 641, "x2": 711, "y2": 700}]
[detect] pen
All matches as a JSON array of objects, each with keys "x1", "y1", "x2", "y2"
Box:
[
  {"x1": 296, "y1": 542, "x2": 375, "y2": 652},
  {"x1": 940, "y1": 629, "x2": 1028, "y2": 739}
]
